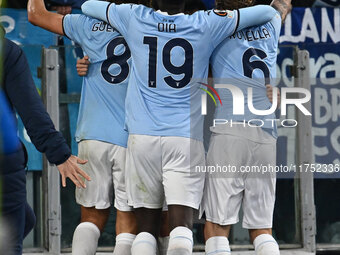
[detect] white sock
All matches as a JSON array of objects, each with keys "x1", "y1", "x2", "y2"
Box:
[
  {"x1": 253, "y1": 234, "x2": 280, "y2": 255},
  {"x1": 72, "y1": 222, "x2": 100, "y2": 255},
  {"x1": 158, "y1": 236, "x2": 169, "y2": 255},
  {"x1": 113, "y1": 233, "x2": 136, "y2": 255},
  {"x1": 131, "y1": 232, "x2": 157, "y2": 255},
  {"x1": 167, "y1": 227, "x2": 193, "y2": 255},
  {"x1": 205, "y1": 236, "x2": 231, "y2": 255}
]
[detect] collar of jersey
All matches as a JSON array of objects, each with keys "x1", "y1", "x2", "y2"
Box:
[{"x1": 156, "y1": 10, "x2": 184, "y2": 16}]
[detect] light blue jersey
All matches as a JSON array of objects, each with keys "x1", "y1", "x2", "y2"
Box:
[
  {"x1": 81, "y1": 2, "x2": 277, "y2": 141},
  {"x1": 211, "y1": 12, "x2": 282, "y2": 138},
  {"x1": 63, "y1": 14, "x2": 129, "y2": 147},
  {"x1": 106, "y1": 4, "x2": 241, "y2": 141}
]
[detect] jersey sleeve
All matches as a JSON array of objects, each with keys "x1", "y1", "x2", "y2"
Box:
[
  {"x1": 267, "y1": 12, "x2": 282, "y2": 81},
  {"x1": 4, "y1": 39, "x2": 71, "y2": 165},
  {"x1": 237, "y1": 5, "x2": 277, "y2": 31},
  {"x1": 106, "y1": 3, "x2": 137, "y2": 37},
  {"x1": 269, "y1": 11, "x2": 282, "y2": 43},
  {"x1": 62, "y1": 14, "x2": 86, "y2": 44},
  {"x1": 203, "y1": 9, "x2": 239, "y2": 48}
]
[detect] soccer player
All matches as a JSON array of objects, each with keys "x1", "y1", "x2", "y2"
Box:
[
  {"x1": 28, "y1": 1, "x2": 140, "y2": 254},
  {"x1": 200, "y1": 0, "x2": 292, "y2": 254},
  {"x1": 76, "y1": 55, "x2": 171, "y2": 255},
  {"x1": 82, "y1": 1, "x2": 278, "y2": 254}
]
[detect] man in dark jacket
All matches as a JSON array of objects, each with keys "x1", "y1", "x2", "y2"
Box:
[
  {"x1": 0, "y1": 26, "x2": 90, "y2": 255},
  {"x1": 0, "y1": 89, "x2": 20, "y2": 156}
]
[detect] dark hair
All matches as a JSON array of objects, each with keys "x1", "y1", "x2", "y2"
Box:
[
  {"x1": 107, "y1": 0, "x2": 142, "y2": 4},
  {"x1": 151, "y1": 0, "x2": 159, "y2": 9},
  {"x1": 153, "y1": 0, "x2": 185, "y2": 8},
  {"x1": 185, "y1": 0, "x2": 206, "y2": 14},
  {"x1": 215, "y1": 0, "x2": 255, "y2": 10},
  {"x1": 153, "y1": 0, "x2": 185, "y2": 13},
  {"x1": 138, "y1": 0, "x2": 151, "y2": 6}
]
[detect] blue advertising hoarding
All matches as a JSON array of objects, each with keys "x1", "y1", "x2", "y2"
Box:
[{"x1": 277, "y1": 8, "x2": 340, "y2": 177}]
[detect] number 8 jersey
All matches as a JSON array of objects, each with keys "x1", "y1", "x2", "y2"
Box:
[
  {"x1": 105, "y1": 4, "x2": 239, "y2": 141},
  {"x1": 63, "y1": 14, "x2": 130, "y2": 147}
]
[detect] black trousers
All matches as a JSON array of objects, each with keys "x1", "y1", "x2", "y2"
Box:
[{"x1": 1, "y1": 147, "x2": 36, "y2": 255}]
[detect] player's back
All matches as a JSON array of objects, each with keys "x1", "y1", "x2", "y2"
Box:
[
  {"x1": 63, "y1": 14, "x2": 130, "y2": 147},
  {"x1": 211, "y1": 12, "x2": 282, "y2": 138},
  {"x1": 106, "y1": 4, "x2": 239, "y2": 141}
]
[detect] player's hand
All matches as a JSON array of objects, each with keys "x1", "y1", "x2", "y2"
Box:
[
  {"x1": 56, "y1": 155, "x2": 91, "y2": 188},
  {"x1": 270, "y1": 0, "x2": 292, "y2": 23},
  {"x1": 266, "y1": 84, "x2": 280, "y2": 108},
  {"x1": 76, "y1": 56, "x2": 90, "y2": 76}
]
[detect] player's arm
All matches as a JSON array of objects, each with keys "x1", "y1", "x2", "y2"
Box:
[
  {"x1": 237, "y1": 5, "x2": 277, "y2": 32},
  {"x1": 82, "y1": 2, "x2": 133, "y2": 36},
  {"x1": 27, "y1": 0, "x2": 64, "y2": 35},
  {"x1": 270, "y1": 0, "x2": 292, "y2": 23},
  {"x1": 81, "y1": 1, "x2": 109, "y2": 23}
]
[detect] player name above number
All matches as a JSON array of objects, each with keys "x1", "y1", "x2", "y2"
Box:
[
  {"x1": 158, "y1": 23, "x2": 177, "y2": 33},
  {"x1": 92, "y1": 22, "x2": 116, "y2": 33},
  {"x1": 230, "y1": 28, "x2": 271, "y2": 42}
]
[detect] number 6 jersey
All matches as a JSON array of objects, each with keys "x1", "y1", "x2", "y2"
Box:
[
  {"x1": 210, "y1": 12, "x2": 282, "y2": 138},
  {"x1": 63, "y1": 14, "x2": 130, "y2": 147}
]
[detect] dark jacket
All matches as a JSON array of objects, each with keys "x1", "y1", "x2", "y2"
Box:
[
  {"x1": 1, "y1": 37, "x2": 71, "y2": 171},
  {"x1": 0, "y1": 90, "x2": 20, "y2": 155}
]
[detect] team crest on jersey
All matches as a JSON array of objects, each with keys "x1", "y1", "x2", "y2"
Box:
[{"x1": 213, "y1": 9, "x2": 233, "y2": 18}]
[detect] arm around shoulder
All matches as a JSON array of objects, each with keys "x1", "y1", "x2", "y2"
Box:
[
  {"x1": 81, "y1": 1, "x2": 110, "y2": 22},
  {"x1": 270, "y1": 0, "x2": 292, "y2": 23},
  {"x1": 238, "y1": 5, "x2": 277, "y2": 31}
]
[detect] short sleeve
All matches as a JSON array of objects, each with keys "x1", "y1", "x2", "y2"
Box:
[
  {"x1": 62, "y1": 14, "x2": 85, "y2": 44},
  {"x1": 203, "y1": 9, "x2": 239, "y2": 48},
  {"x1": 106, "y1": 3, "x2": 137, "y2": 37}
]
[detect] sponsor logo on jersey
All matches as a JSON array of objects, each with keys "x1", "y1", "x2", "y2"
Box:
[{"x1": 213, "y1": 9, "x2": 233, "y2": 18}]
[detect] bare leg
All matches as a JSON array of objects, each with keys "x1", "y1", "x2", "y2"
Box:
[
  {"x1": 72, "y1": 206, "x2": 110, "y2": 255},
  {"x1": 168, "y1": 205, "x2": 193, "y2": 231},
  {"x1": 135, "y1": 208, "x2": 162, "y2": 237},
  {"x1": 116, "y1": 210, "x2": 137, "y2": 235},
  {"x1": 80, "y1": 206, "x2": 110, "y2": 231},
  {"x1": 204, "y1": 221, "x2": 231, "y2": 241},
  {"x1": 204, "y1": 221, "x2": 232, "y2": 255}
]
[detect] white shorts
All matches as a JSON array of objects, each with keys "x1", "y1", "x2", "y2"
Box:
[
  {"x1": 200, "y1": 125, "x2": 276, "y2": 229},
  {"x1": 126, "y1": 135, "x2": 206, "y2": 210},
  {"x1": 76, "y1": 140, "x2": 132, "y2": 211}
]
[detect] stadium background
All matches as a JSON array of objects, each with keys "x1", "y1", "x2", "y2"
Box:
[{"x1": 0, "y1": 0, "x2": 339, "y2": 253}]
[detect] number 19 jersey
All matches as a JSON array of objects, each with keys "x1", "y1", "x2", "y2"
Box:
[
  {"x1": 63, "y1": 14, "x2": 129, "y2": 147},
  {"x1": 211, "y1": 12, "x2": 282, "y2": 138},
  {"x1": 106, "y1": 4, "x2": 239, "y2": 141}
]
